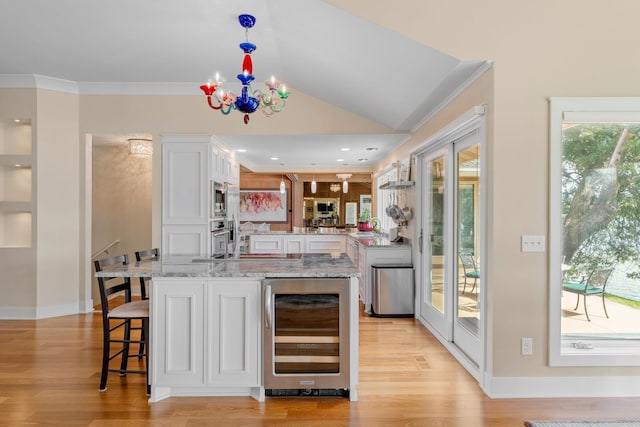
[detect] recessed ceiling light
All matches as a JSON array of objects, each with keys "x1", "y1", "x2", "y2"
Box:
[
  {"x1": 13, "y1": 119, "x2": 20, "y2": 123},
  {"x1": 358, "y1": 158, "x2": 368, "y2": 162},
  {"x1": 340, "y1": 148, "x2": 350, "y2": 151},
  {"x1": 365, "y1": 147, "x2": 378, "y2": 151},
  {"x1": 270, "y1": 157, "x2": 279, "y2": 161},
  {"x1": 336, "y1": 158, "x2": 344, "y2": 162},
  {"x1": 237, "y1": 149, "x2": 247, "y2": 152}
]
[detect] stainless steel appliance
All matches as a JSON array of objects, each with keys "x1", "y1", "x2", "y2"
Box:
[
  {"x1": 211, "y1": 181, "x2": 227, "y2": 219},
  {"x1": 210, "y1": 219, "x2": 229, "y2": 258},
  {"x1": 263, "y1": 278, "x2": 351, "y2": 397},
  {"x1": 371, "y1": 264, "x2": 414, "y2": 317}
]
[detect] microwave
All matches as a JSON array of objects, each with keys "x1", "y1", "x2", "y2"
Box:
[{"x1": 211, "y1": 181, "x2": 227, "y2": 219}]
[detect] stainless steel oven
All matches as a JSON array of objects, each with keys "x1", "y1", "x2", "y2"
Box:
[
  {"x1": 211, "y1": 219, "x2": 229, "y2": 258},
  {"x1": 263, "y1": 278, "x2": 351, "y2": 396}
]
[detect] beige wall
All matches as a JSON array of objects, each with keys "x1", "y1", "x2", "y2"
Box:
[
  {"x1": 0, "y1": 89, "x2": 37, "y2": 316},
  {"x1": 91, "y1": 144, "x2": 152, "y2": 302},
  {"x1": 334, "y1": 0, "x2": 640, "y2": 380}
]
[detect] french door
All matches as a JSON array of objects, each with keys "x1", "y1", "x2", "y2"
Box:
[{"x1": 417, "y1": 111, "x2": 485, "y2": 375}]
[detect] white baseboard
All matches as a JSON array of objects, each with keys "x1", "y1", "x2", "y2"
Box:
[
  {"x1": 0, "y1": 307, "x2": 37, "y2": 319},
  {"x1": 486, "y1": 375, "x2": 640, "y2": 398},
  {"x1": 0, "y1": 301, "x2": 92, "y2": 320}
]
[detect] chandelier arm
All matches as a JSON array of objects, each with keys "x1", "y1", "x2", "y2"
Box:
[{"x1": 205, "y1": 95, "x2": 224, "y2": 110}]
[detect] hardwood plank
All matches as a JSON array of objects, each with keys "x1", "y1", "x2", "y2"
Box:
[{"x1": 1, "y1": 305, "x2": 639, "y2": 426}]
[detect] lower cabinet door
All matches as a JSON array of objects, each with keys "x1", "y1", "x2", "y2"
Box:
[
  {"x1": 153, "y1": 280, "x2": 205, "y2": 386},
  {"x1": 162, "y1": 224, "x2": 208, "y2": 257},
  {"x1": 206, "y1": 280, "x2": 261, "y2": 386}
]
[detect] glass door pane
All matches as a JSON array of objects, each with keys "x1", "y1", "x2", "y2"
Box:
[
  {"x1": 419, "y1": 148, "x2": 450, "y2": 339},
  {"x1": 274, "y1": 293, "x2": 340, "y2": 374},
  {"x1": 430, "y1": 156, "x2": 446, "y2": 314},
  {"x1": 456, "y1": 144, "x2": 481, "y2": 336}
]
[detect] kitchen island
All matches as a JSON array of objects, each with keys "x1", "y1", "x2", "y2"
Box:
[{"x1": 95, "y1": 253, "x2": 360, "y2": 403}]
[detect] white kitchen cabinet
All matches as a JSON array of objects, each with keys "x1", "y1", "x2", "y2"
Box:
[
  {"x1": 153, "y1": 280, "x2": 205, "y2": 387},
  {"x1": 162, "y1": 140, "x2": 208, "y2": 225},
  {"x1": 305, "y1": 235, "x2": 346, "y2": 253},
  {"x1": 249, "y1": 235, "x2": 284, "y2": 254},
  {"x1": 210, "y1": 144, "x2": 230, "y2": 183},
  {"x1": 207, "y1": 280, "x2": 260, "y2": 387},
  {"x1": 162, "y1": 224, "x2": 208, "y2": 257},
  {"x1": 283, "y1": 235, "x2": 306, "y2": 253},
  {"x1": 152, "y1": 278, "x2": 263, "y2": 401}
]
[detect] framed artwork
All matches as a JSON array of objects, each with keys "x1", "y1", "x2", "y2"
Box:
[{"x1": 239, "y1": 190, "x2": 288, "y2": 223}]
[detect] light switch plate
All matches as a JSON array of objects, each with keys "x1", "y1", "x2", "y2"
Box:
[{"x1": 521, "y1": 235, "x2": 545, "y2": 252}]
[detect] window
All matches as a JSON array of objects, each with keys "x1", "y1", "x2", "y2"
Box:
[
  {"x1": 550, "y1": 97, "x2": 640, "y2": 366},
  {"x1": 375, "y1": 167, "x2": 398, "y2": 234}
]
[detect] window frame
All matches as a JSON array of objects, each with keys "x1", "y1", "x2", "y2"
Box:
[{"x1": 549, "y1": 97, "x2": 640, "y2": 367}]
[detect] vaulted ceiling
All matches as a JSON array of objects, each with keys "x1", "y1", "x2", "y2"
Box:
[{"x1": 0, "y1": 0, "x2": 488, "y2": 170}]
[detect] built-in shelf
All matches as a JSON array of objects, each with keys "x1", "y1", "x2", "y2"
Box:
[
  {"x1": 0, "y1": 118, "x2": 33, "y2": 248},
  {"x1": 379, "y1": 181, "x2": 415, "y2": 190}
]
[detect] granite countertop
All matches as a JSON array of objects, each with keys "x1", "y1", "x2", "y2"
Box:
[
  {"x1": 242, "y1": 229, "x2": 411, "y2": 248},
  {"x1": 347, "y1": 233, "x2": 411, "y2": 248},
  {"x1": 95, "y1": 253, "x2": 360, "y2": 279}
]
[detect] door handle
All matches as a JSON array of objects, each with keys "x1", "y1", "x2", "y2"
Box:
[{"x1": 264, "y1": 284, "x2": 272, "y2": 329}]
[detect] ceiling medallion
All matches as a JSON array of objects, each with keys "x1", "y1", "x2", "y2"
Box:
[{"x1": 199, "y1": 14, "x2": 290, "y2": 124}]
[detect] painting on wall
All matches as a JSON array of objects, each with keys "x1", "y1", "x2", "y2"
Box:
[{"x1": 239, "y1": 190, "x2": 288, "y2": 223}]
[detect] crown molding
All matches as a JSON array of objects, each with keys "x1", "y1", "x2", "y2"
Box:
[
  {"x1": 0, "y1": 74, "x2": 79, "y2": 94},
  {"x1": 0, "y1": 74, "x2": 201, "y2": 96}
]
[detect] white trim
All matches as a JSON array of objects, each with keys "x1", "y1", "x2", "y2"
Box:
[
  {"x1": 486, "y1": 375, "x2": 640, "y2": 398},
  {"x1": 411, "y1": 105, "x2": 487, "y2": 156},
  {"x1": 549, "y1": 97, "x2": 640, "y2": 367},
  {"x1": 0, "y1": 307, "x2": 37, "y2": 319},
  {"x1": 0, "y1": 74, "x2": 79, "y2": 93},
  {"x1": 0, "y1": 74, "x2": 207, "y2": 95},
  {"x1": 410, "y1": 61, "x2": 492, "y2": 133},
  {"x1": 77, "y1": 82, "x2": 202, "y2": 95}
]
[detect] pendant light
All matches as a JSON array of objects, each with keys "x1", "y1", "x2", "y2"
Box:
[
  {"x1": 280, "y1": 174, "x2": 286, "y2": 194},
  {"x1": 336, "y1": 174, "x2": 351, "y2": 194},
  {"x1": 311, "y1": 175, "x2": 317, "y2": 194}
]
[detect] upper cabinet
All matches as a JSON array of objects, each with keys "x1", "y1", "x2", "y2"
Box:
[
  {"x1": 161, "y1": 135, "x2": 240, "y2": 257},
  {"x1": 162, "y1": 139, "x2": 209, "y2": 225},
  {"x1": 210, "y1": 139, "x2": 239, "y2": 184}
]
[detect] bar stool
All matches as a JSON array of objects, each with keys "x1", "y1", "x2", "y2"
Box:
[
  {"x1": 134, "y1": 248, "x2": 159, "y2": 300},
  {"x1": 133, "y1": 248, "x2": 159, "y2": 358},
  {"x1": 94, "y1": 254, "x2": 150, "y2": 395}
]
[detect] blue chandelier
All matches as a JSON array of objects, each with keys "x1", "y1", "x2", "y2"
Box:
[{"x1": 200, "y1": 14, "x2": 289, "y2": 124}]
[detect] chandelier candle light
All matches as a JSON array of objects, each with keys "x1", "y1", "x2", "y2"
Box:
[{"x1": 200, "y1": 14, "x2": 289, "y2": 124}]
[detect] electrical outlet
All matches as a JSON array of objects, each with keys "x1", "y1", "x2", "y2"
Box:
[
  {"x1": 521, "y1": 337, "x2": 533, "y2": 355},
  {"x1": 521, "y1": 235, "x2": 545, "y2": 252}
]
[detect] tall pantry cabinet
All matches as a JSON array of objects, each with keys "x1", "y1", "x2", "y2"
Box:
[{"x1": 161, "y1": 135, "x2": 239, "y2": 257}]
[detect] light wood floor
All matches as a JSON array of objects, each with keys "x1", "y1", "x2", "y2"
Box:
[{"x1": 1, "y1": 305, "x2": 639, "y2": 426}]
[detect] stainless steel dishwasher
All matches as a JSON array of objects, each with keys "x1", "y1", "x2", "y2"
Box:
[{"x1": 371, "y1": 264, "x2": 414, "y2": 317}]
